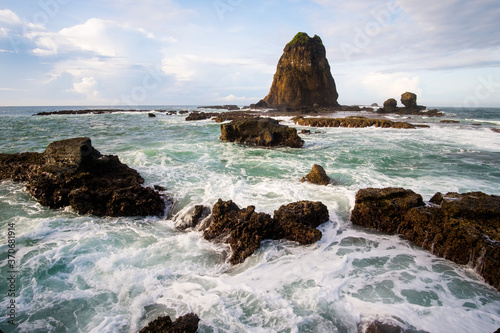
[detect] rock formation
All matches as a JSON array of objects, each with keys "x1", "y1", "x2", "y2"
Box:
[
  {"x1": 301, "y1": 164, "x2": 331, "y2": 185},
  {"x1": 139, "y1": 313, "x2": 200, "y2": 333},
  {"x1": 400, "y1": 92, "x2": 417, "y2": 108},
  {"x1": 351, "y1": 187, "x2": 500, "y2": 290},
  {"x1": 377, "y1": 92, "x2": 444, "y2": 116},
  {"x1": 292, "y1": 116, "x2": 417, "y2": 129},
  {"x1": 220, "y1": 117, "x2": 304, "y2": 148},
  {"x1": 203, "y1": 199, "x2": 329, "y2": 264},
  {"x1": 0, "y1": 137, "x2": 167, "y2": 217},
  {"x1": 262, "y1": 32, "x2": 339, "y2": 107}
]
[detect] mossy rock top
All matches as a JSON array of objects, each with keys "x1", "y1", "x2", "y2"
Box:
[{"x1": 287, "y1": 32, "x2": 323, "y2": 47}]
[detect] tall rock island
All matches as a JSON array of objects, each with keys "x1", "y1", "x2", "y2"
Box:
[{"x1": 262, "y1": 32, "x2": 339, "y2": 108}]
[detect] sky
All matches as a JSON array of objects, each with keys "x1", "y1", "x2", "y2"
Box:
[{"x1": 0, "y1": 0, "x2": 499, "y2": 107}]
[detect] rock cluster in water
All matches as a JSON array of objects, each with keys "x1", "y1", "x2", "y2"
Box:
[
  {"x1": 351, "y1": 187, "x2": 500, "y2": 290},
  {"x1": 202, "y1": 199, "x2": 329, "y2": 264},
  {"x1": 0, "y1": 137, "x2": 167, "y2": 217},
  {"x1": 220, "y1": 117, "x2": 304, "y2": 148},
  {"x1": 302, "y1": 164, "x2": 331, "y2": 185},
  {"x1": 378, "y1": 92, "x2": 443, "y2": 116},
  {"x1": 292, "y1": 116, "x2": 418, "y2": 129},
  {"x1": 139, "y1": 313, "x2": 200, "y2": 333},
  {"x1": 262, "y1": 32, "x2": 339, "y2": 107}
]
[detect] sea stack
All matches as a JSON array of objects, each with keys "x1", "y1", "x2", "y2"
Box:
[{"x1": 262, "y1": 32, "x2": 339, "y2": 108}]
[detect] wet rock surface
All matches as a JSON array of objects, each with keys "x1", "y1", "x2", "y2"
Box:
[
  {"x1": 301, "y1": 164, "x2": 331, "y2": 185},
  {"x1": 351, "y1": 187, "x2": 500, "y2": 290},
  {"x1": 0, "y1": 137, "x2": 167, "y2": 217},
  {"x1": 292, "y1": 116, "x2": 417, "y2": 129},
  {"x1": 220, "y1": 117, "x2": 304, "y2": 148},
  {"x1": 139, "y1": 313, "x2": 200, "y2": 333},
  {"x1": 203, "y1": 199, "x2": 329, "y2": 264}
]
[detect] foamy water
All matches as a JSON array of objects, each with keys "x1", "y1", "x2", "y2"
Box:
[{"x1": 0, "y1": 106, "x2": 499, "y2": 332}]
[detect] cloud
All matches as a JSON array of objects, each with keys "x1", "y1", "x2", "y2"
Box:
[
  {"x1": 361, "y1": 73, "x2": 421, "y2": 99},
  {"x1": 0, "y1": 9, "x2": 22, "y2": 25},
  {"x1": 71, "y1": 76, "x2": 99, "y2": 97}
]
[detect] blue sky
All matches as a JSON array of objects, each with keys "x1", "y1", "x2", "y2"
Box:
[{"x1": 0, "y1": 0, "x2": 499, "y2": 107}]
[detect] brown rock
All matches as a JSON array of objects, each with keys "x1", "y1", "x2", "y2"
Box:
[
  {"x1": 203, "y1": 199, "x2": 328, "y2": 264},
  {"x1": 301, "y1": 164, "x2": 330, "y2": 185},
  {"x1": 0, "y1": 138, "x2": 167, "y2": 217},
  {"x1": 139, "y1": 313, "x2": 200, "y2": 333},
  {"x1": 365, "y1": 321, "x2": 404, "y2": 333},
  {"x1": 292, "y1": 116, "x2": 416, "y2": 129},
  {"x1": 220, "y1": 117, "x2": 304, "y2": 148},
  {"x1": 262, "y1": 32, "x2": 339, "y2": 107},
  {"x1": 401, "y1": 92, "x2": 417, "y2": 108},
  {"x1": 351, "y1": 188, "x2": 500, "y2": 291}
]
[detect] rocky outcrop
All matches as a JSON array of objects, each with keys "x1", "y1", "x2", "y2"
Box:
[
  {"x1": 198, "y1": 105, "x2": 239, "y2": 110},
  {"x1": 139, "y1": 313, "x2": 200, "y2": 333},
  {"x1": 401, "y1": 92, "x2": 417, "y2": 108},
  {"x1": 378, "y1": 92, "x2": 443, "y2": 116},
  {"x1": 382, "y1": 98, "x2": 398, "y2": 113},
  {"x1": 203, "y1": 199, "x2": 329, "y2": 264},
  {"x1": 262, "y1": 32, "x2": 339, "y2": 107},
  {"x1": 292, "y1": 116, "x2": 417, "y2": 129},
  {"x1": 185, "y1": 111, "x2": 217, "y2": 121},
  {"x1": 220, "y1": 117, "x2": 304, "y2": 148},
  {"x1": 301, "y1": 164, "x2": 331, "y2": 185},
  {"x1": 0, "y1": 138, "x2": 167, "y2": 217},
  {"x1": 351, "y1": 187, "x2": 500, "y2": 290}
]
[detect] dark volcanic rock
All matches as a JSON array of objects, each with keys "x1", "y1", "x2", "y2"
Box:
[
  {"x1": 351, "y1": 188, "x2": 500, "y2": 290},
  {"x1": 292, "y1": 116, "x2": 416, "y2": 129},
  {"x1": 139, "y1": 313, "x2": 200, "y2": 333},
  {"x1": 203, "y1": 199, "x2": 328, "y2": 264},
  {"x1": 185, "y1": 111, "x2": 217, "y2": 121},
  {"x1": 220, "y1": 117, "x2": 304, "y2": 148},
  {"x1": 301, "y1": 164, "x2": 331, "y2": 185},
  {"x1": 364, "y1": 320, "x2": 404, "y2": 333},
  {"x1": 262, "y1": 32, "x2": 339, "y2": 107},
  {"x1": 0, "y1": 137, "x2": 167, "y2": 217}
]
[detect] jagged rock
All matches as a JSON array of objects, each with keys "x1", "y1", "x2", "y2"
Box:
[
  {"x1": 351, "y1": 188, "x2": 500, "y2": 290},
  {"x1": 203, "y1": 199, "x2": 328, "y2": 264},
  {"x1": 175, "y1": 205, "x2": 212, "y2": 231},
  {"x1": 292, "y1": 116, "x2": 416, "y2": 129},
  {"x1": 262, "y1": 32, "x2": 339, "y2": 107},
  {"x1": 0, "y1": 138, "x2": 167, "y2": 217},
  {"x1": 220, "y1": 117, "x2": 304, "y2": 148},
  {"x1": 301, "y1": 164, "x2": 331, "y2": 185},
  {"x1": 364, "y1": 320, "x2": 404, "y2": 333},
  {"x1": 401, "y1": 92, "x2": 417, "y2": 108},
  {"x1": 139, "y1": 313, "x2": 200, "y2": 333}
]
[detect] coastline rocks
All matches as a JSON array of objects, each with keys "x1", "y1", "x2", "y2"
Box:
[
  {"x1": 292, "y1": 116, "x2": 416, "y2": 129},
  {"x1": 382, "y1": 98, "x2": 398, "y2": 113},
  {"x1": 351, "y1": 187, "x2": 500, "y2": 290},
  {"x1": 301, "y1": 164, "x2": 331, "y2": 185},
  {"x1": 401, "y1": 92, "x2": 417, "y2": 108},
  {"x1": 262, "y1": 32, "x2": 339, "y2": 107},
  {"x1": 0, "y1": 137, "x2": 167, "y2": 217},
  {"x1": 174, "y1": 205, "x2": 212, "y2": 231},
  {"x1": 203, "y1": 199, "x2": 328, "y2": 264},
  {"x1": 139, "y1": 313, "x2": 200, "y2": 333},
  {"x1": 220, "y1": 117, "x2": 304, "y2": 148}
]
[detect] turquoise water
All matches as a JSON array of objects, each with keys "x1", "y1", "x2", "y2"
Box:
[{"x1": 0, "y1": 106, "x2": 499, "y2": 332}]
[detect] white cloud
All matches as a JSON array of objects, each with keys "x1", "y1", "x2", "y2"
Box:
[
  {"x1": 70, "y1": 76, "x2": 99, "y2": 97},
  {"x1": 0, "y1": 9, "x2": 22, "y2": 25},
  {"x1": 362, "y1": 73, "x2": 422, "y2": 99}
]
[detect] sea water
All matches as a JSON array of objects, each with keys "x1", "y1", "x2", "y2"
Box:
[{"x1": 0, "y1": 106, "x2": 499, "y2": 333}]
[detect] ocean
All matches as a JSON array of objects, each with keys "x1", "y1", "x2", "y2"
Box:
[{"x1": 0, "y1": 106, "x2": 499, "y2": 333}]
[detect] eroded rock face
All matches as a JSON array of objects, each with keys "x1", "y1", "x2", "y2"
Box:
[
  {"x1": 263, "y1": 32, "x2": 339, "y2": 107},
  {"x1": 139, "y1": 313, "x2": 200, "y2": 333},
  {"x1": 301, "y1": 164, "x2": 331, "y2": 185},
  {"x1": 351, "y1": 187, "x2": 500, "y2": 290},
  {"x1": 203, "y1": 199, "x2": 329, "y2": 264},
  {"x1": 220, "y1": 117, "x2": 304, "y2": 148},
  {"x1": 0, "y1": 137, "x2": 167, "y2": 217},
  {"x1": 401, "y1": 92, "x2": 417, "y2": 108}
]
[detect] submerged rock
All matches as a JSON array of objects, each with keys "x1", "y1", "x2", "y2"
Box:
[
  {"x1": 0, "y1": 137, "x2": 167, "y2": 217},
  {"x1": 301, "y1": 164, "x2": 331, "y2": 185},
  {"x1": 220, "y1": 117, "x2": 304, "y2": 148},
  {"x1": 351, "y1": 187, "x2": 500, "y2": 290},
  {"x1": 139, "y1": 313, "x2": 200, "y2": 333},
  {"x1": 292, "y1": 116, "x2": 416, "y2": 129},
  {"x1": 262, "y1": 32, "x2": 339, "y2": 107},
  {"x1": 203, "y1": 199, "x2": 328, "y2": 264}
]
